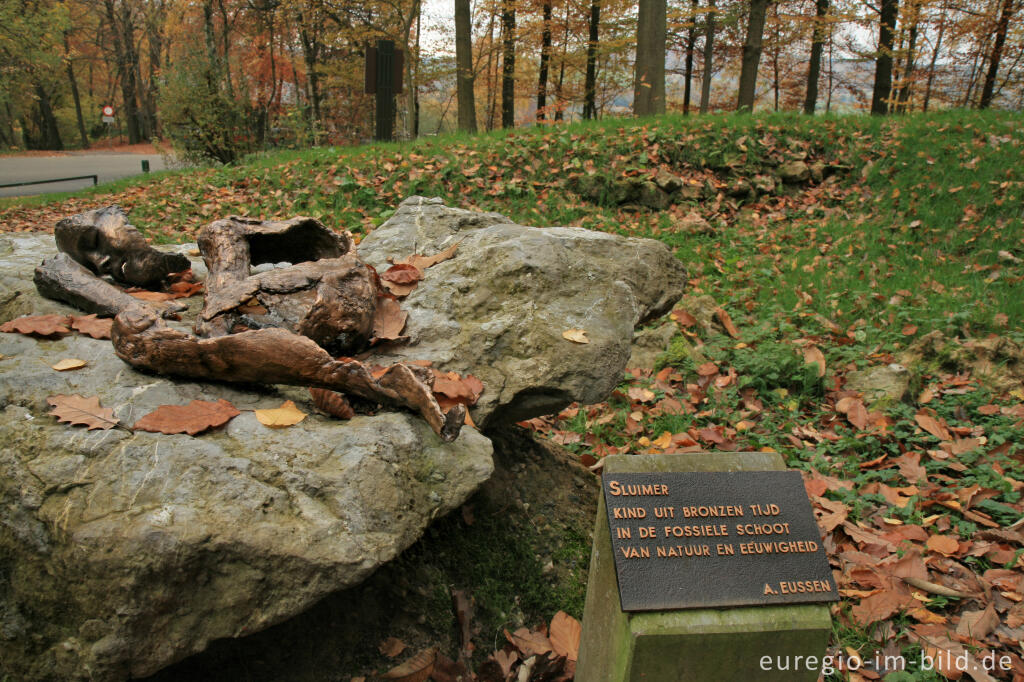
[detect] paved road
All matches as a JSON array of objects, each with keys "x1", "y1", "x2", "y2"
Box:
[{"x1": 0, "y1": 152, "x2": 169, "y2": 198}]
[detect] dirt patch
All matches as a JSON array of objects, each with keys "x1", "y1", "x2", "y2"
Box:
[{"x1": 901, "y1": 330, "x2": 1024, "y2": 394}]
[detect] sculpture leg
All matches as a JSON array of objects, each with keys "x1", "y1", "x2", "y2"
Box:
[{"x1": 111, "y1": 309, "x2": 465, "y2": 442}]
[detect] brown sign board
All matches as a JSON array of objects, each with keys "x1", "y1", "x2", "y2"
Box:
[
  {"x1": 364, "y1": 44, "x2": 405, "y2": 95},
  {"x1": 603, "y1": 470, "x2": 839, "y2": 612}
]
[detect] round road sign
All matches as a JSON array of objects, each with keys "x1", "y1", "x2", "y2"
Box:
[{"x1": 102, "y1": 105, "x2": 115, "y2": 117}]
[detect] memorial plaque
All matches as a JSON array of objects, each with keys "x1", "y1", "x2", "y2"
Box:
[{"x1": 603, "y1": 470, "x2": 838, "y2": 612}]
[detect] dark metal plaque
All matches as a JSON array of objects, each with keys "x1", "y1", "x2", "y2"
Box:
[{"x1": 602, "y1": 470, "x2": 839, "y2": 612}]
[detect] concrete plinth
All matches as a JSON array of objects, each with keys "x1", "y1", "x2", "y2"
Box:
[{"x1": 576, "y1": 452, "x2": 832, "y2": 682}]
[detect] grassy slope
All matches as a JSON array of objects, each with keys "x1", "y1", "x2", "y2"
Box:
[{"x1": 2, "y1": 110, "x2": 1023, "y2": 680}]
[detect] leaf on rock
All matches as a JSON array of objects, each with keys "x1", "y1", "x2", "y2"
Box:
[
  {"x1": 562, "y1": 328, "x2": 589, "y2": 344},
  {"x1": 168, "y1": 280, "x2": 204, "y2": 298},
  {"x1": 381, "y1": 280, "x2": 418, "y2": 297},
  {"x1": 373, "y1": 298, "x2": 408, "y2": 341},
  {"x1": 432, "y1": 370, "x2": 484, "y2": 404},
  {"x1": 549, "y1": 611, "x2": 582, "y2": 661},
  {"x1": 381, "y1": 647, "x2": 436, "y2": 681},
  {"x1": 670, "y1": 308, "x2": 698, "y2": 327},
  {"x1": 379, "y1": 636, "x2": 407, "y2": 658},
  {"x1": 309, "y1": 388, "x2": 355, "y2": 420},
  {"x1": 254, "y1": 400, "x2": 307, "y2": 428},
  {"x1": 381, "y1": 263, "x2": 423, "y2": 285},
  {"x1": 133, "y1": 399, "x2": 240, "y2": 435},
  {"x1": 47, "y1": 394, "x2": 118, "y2": 430},
  {"x1": 51, "y1": 358, "x2": 87, "y2": 371},
  {"x1": 395, "y1": 241, "x2": 460, "y2": 270},
  {"x1": 70, "y1": 314, "x2": 113, "y2": 339},
  {"x1": 127, "y1": 289, "x2": 178, "y2": 302},
  {"x1": 0, "y1": 314, "x2": 71, "y2": 337}
]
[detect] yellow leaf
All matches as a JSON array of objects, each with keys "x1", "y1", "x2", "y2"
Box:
[
  {"x1": 254, "y1": 400, "x2": 307, "y2": 428},
  {"x1": 562, "y1": 328, "x2": 589, "y2": 344},
  {"x1": 652, "y1": 431, "x2": 672, "y2": 449},
  {"x1": 51, "y1": 358, "x2": 87, "y2": 371}
]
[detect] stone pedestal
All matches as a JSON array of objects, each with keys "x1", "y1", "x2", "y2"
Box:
[{"x1": 576, "y1": 452, "x2": 832, "y2": 682}]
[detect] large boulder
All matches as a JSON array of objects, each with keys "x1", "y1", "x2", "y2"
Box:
[
  {"x1": 0, "y1": 233, "x2": 493, "y2": 681},
  {"x1": 0, "y1": 198, "x2": 687, "y2": 681},
  {"x1": 359, "y1": 196, "x2": 688, "y2": 427}
]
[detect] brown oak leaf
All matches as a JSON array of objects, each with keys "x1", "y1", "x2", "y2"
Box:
[
  {"x1": 47, "y1": 394, "x2": 118, "y2": 430},
  {"x1": 381, "y1": 647, "x2": 436, "y2": 681},
  {"x1": 431, "y1": 370, "x2": 484, "y2": 404},
  {"x1": 133, "y1": 399, "x2": 240, "y2": 435},
  {"x1": 70, "y1": 314, "x2": 113, "y2": 339},
  {"x1": 373, "y1": 297, "x2": 408, "y2": 341},
  {"x1": 381, "y1": 263, "x2": 423, "y2": 285},
  {"x1": 549, "y1": 611, "x2": 582, "y2": 661},
  {"x1": 1, "y1": 314, "x2": 71, "y2": 337},
  {"x1": 394, "y1": 241, "x2": 459, "y2": 270}
]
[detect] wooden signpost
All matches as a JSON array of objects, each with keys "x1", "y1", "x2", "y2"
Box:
[
  {"x1": 364, "y1": 40, "x2": 404, "y2": 142},
  {"x1": 576, "y1": 452, "x2": 837, "y2": 682}
]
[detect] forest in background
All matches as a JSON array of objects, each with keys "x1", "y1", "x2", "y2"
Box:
[{"x1": 0, "y1": 0, "x2": 1021, "y2": 162}]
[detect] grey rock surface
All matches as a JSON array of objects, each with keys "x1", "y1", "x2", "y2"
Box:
[
  {"x1": 359, "y1": 197, "x2": 689, "y2": 427},
  {"x1": 0, "y1": 197, "x2": 686, "y2": 680},
  {"x1": 845, "y1": 363, "x2": 910, "y2": 403},
  {"x1": 0, "y1": 233, "x2": 493, "y2": 681}
]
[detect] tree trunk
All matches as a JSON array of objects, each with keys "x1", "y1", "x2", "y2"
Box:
[
  {"x1": 64, "y1": 32, "x2": 90, "y2": 148},
  {"x1": 699, "y1": 0, "x2": 715, "y2": 113},
  {"x1": 555, "y1": 3, "x2": 569, "y2": 120},
  {"x1": 298, "y1": 16, "x2": 323, "y2": 130},
  {"x1": 771, "y1": 0, "x2": 780, "y2": 111},
  {"x1": 105, "y1": 0, "x2": 143, "y2": 143},
  {"x1": 979, "y1": 0, "x2": 1016, "y2": 108},
  {"x1": 803, "y1": 0, "x2": 828, "y2": 114},
  {"x1": 922, "y1": 2, "x2": 948, "y2": 112},
  {"x1": 736, "y1": 0, "x2": 769, "y2": 111},
  {"x1": 896, "y1": 9, "x2": 919, "y2": 112},
  {"x1": 500, "y1": 0, "x2": 516, "y2": 128},
  {"x1": 32, "y1": 81, "x2": 63, "y2": 150},
  {"x1": 484, "y1": 12, "x2": 496, "y2": 130},
  {"x1": 683, "y1": 0, "x2": 697, "y2": 114},
  {"x1": 870, "y1": 0, "x2": 898, "y2": 115},
  {"x1": 537, "y1": 0, "x2": 552, "y2": 120},
  {"x1": 634, "y1": 0, "x2": 666, "y2": 116},
  {"x1": 583, "y1": 0, "x2": 600, "y2": 119}
]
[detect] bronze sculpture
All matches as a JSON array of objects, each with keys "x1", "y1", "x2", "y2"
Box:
[{"x1": 34, "y1": 206, "x2": 466, "y2": 442}]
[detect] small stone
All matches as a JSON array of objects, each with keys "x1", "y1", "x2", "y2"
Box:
[
  {"x1": 845, "y1": 363, "x2": 910, "y2": 403},
  {"x1": 778, "y1": 160, "x2": 811, "y2": 184},
  {"x1": 654, "y1": 168, "x2": 683, "y2": 194},
  {"x1": 752, "y1": 174, "x2": 777, "y2": 195}
]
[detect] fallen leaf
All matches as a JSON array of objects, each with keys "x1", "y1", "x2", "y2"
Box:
[
  {"x1": 0, "y1": 314, "x2": 71, "y2": 337},
  {"x1": 133, "y1": 399, "x2": 240, "y2": 435},
  {"x1": 381, "y1": 647, "x2": 436, "y2": 681},
  {"x1": 70, "y1": 314, "x2": 113, "y2": 339},
  {"x1": 373, "y1": 298, "x2": 408, "y2": 341},
  {"x1": 926, "y1": 534, "x2": 960, "y2": 556},
  {"x1": 562, "y1": 328, "x2": 589, "y2": 344},
  {"x1": 956, "y1": 604, "x2": 999, "y2": 640},
  {"x1": 432, "y1": 371, "x2": 484, "y2": 404},
  {"x1": 46, "y1": 394, "x2": 118, "y2": 430},
  {"x1": 549, "y1": 611, "x2": 581, "y2": 661},
  {"x1": 395, "y1": 241, "x2": 460, "y2": 270},
  {"x1": 902, "y1": 324, "x2": 918, "y2": 336},
  {"x1": 670, "y1": 309, "x2": 698, "y2": 327},
  {"x1": 837, "y1": 396, "x2": 868, "y2": 430},
  {"x1": 51, "y1": 358, "x2": 87, "y2": 371},
  {"x1": 915, "y1": 410, "x2": 952, "y2": 441},
  {"x1": 714, "y1": 307, "x2": 740, "y2": 338},
  {"x1": 802, "y1": 346, "x2": 826, "y2": 377},
  {"x1": 254, "y1": 400, "x2": 307, "y2": 428},
  {"x1": 309, "y1": 388, "x2": 355, "y2": 419},
  {"x1": 379, "y1": 637, "x2": 407, "y2": 658},
  {"x1": 127, "y1": 290, "x2": 177, "y2": 302},
  {"x1": 506, "y1": 628, "x2": 552, "y2": 657},
  {"x1": 381, "y1": 263, "x2": 423, "y2": 285}
]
